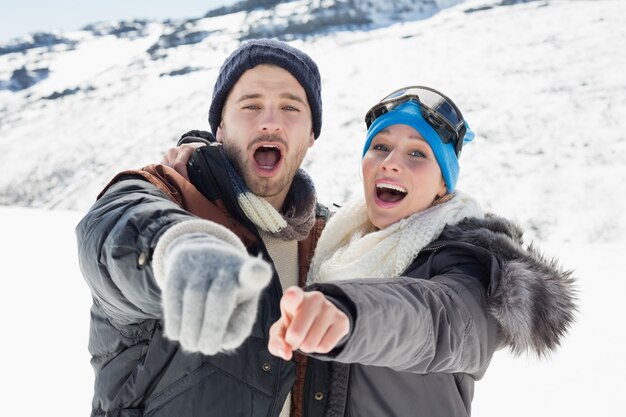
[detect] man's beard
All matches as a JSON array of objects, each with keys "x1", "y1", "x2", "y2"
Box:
[{"x1": 222, "y1": 133, "x2": 300, "y2": 200}]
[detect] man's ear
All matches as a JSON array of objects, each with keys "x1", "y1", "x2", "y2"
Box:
[
  {"x1": 216, "y1": 125, "x2": 224, "y2": 143},
  {"x1": 308, "y1": 129, "x2": 315, "y2": 147}
]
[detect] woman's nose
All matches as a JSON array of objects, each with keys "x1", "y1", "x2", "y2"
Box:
[{"x1": 380, "y1": 151, "x2": 401, "y2": 172}]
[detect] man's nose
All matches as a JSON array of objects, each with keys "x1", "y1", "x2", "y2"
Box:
[{"x1": 258, "y1": 109, "x2": 282, "y2": 133}]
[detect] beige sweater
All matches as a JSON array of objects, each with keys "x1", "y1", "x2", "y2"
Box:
[{"x1": 259, "y1": 231, "x2": 299, "y2": 417}]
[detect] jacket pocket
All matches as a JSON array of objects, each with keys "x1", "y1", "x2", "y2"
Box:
[
  {"x1": 97, "y1": 409, "x2": 143, "y2": 417},
  {"x1": 143, "y1": 362, "x2": 218, "y2": 415},
  {"x1": 117, "y1": 410, "x2": 144, "y2": 417}
]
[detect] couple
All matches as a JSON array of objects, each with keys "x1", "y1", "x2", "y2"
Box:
[{"x1": 76, "y1": 39, "x2": 576, "y2": 417}]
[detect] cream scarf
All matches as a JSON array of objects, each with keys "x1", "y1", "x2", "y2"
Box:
[
  {"x1": 221, "y1": 146, "x2": 317, "y2": 241},
  {"x1": 307, "y1": 192, "x2": 484, "y2": 284}
]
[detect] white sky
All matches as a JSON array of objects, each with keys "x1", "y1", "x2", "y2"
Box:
[{"x1": 0, "y1": 0, "x2": 237, "y2": 43}]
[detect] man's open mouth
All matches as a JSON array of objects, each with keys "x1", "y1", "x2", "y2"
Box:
[
  {"x1": 253, "y1": 144, "x2": 283, "y2": 172},
  {"x1": 375, "y1": 183, "x2": 407, "y2": 203}
]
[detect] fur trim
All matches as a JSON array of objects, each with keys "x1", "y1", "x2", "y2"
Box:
[{"x1": 439, "y1": 214, "x2": 578, "y2": 356}]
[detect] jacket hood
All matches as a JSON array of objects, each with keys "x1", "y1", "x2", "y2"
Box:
[{"x1": 438, "y1": 214, "x2": 578, "y2": 357}]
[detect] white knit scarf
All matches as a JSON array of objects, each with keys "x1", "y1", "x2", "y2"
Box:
[
  {"x1": 307, "y1": 192, "x2": 484, "y2": 284},
  {"x1": 221, "y1": 147, "x2": 317, "y2": 241}
]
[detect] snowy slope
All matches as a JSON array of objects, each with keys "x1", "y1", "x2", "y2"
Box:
[{"x1": 1, "y1": 0, "x2": 624, "y2": 249}]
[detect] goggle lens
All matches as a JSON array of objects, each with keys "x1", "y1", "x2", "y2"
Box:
[{"x1": 365, "y1": 86, "x2": 467, "y2": 156}]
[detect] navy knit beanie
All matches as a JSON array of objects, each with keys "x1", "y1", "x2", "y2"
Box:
[{"x1": 208, "y1": 39, "x2": 322, "y2": 139}]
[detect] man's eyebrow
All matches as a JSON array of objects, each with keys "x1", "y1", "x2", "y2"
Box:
[
  {"x1": 235, "y1": 92, "x2": 306, "y2": 105},
  {"x1": 280, "y1": 92, "x2": 306, "y2": 105},
  {"x1": 237, "y1": 93, "x2": 306, "y2": 104},
  {"x1": 235, "y1": 93, "x2": 262, "y2": 103}
]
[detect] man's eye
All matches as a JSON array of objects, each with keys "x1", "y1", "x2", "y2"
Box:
[
  {"x1": 283, "y1": 105, "x2": 299, "y2": 112},
  {"x1": 242, "y1": 104, "x2": 260, "y2": 110}
]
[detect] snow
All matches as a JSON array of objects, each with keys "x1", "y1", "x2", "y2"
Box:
[
  {"x1": 1, "y1": 205, "x2": 623, "y2": 416},
  {"x1": 35, "y1": 31, "x2": 162, "y2": 95},
  {"x1": 0, "y1": 0, "x2": 625, "y2": 415},
  {"x1": 0, "y1": 207, "x2": 92, "y2": 414}
]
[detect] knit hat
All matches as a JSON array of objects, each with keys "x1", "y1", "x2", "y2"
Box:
[
  {"x1": 362, "y1": 101, "x2": 475, "y2": 193},
  {"x1": 208, "y1": 39, "x2": 322, "y2": 139}
]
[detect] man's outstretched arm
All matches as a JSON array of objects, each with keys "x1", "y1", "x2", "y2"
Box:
[{"x1": 76, "y1": 176, "x2": 272, "y2": 354}]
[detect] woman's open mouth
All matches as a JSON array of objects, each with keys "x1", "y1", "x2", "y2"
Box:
[
  {"x1": 253, "y1": 144, "x2": 284, "y2": 175},
  {"x1": 375, "y1": 183, "x2": 407, "y2": 207}
]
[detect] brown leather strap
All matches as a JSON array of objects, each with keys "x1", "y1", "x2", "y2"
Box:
[
  {"x1": 98, "y1": 164, "x2": 258, "y2": 248},
  {"x1": 291, "y1": 214, "x2": 326, "y2": 417}
]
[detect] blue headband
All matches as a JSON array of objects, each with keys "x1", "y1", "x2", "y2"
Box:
[{"x1": 362, "y1": 101, "x2": 474, "y2": 192}]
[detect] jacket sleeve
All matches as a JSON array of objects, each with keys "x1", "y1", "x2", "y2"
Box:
[
  {"x1": 307, "y1": 247, "x2": 501, "y2": 377},
  {"x1": 76, "y1": 176, "x2": 198, "y2": 326}
]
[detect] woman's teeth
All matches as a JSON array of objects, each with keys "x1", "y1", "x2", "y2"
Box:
[
  {"x1": 376, "y1": 183, "x2": 407, "y2": 203},
  {"x1": 376, "y1": 183, "x2": 407, "y2": 194}
]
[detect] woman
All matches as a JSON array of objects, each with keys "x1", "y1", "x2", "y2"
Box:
[{"x1": 267, "y1": 86, "x2": 577, "y2": 416}]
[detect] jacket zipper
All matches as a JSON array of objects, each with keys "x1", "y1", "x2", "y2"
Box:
[
  {"x1": 267, "y1": 358, "x2": 283, "y2": 417},
  {"x1": 302, "y1": 359, "x2": 311, "y2": 417},
  {"x1": 343, "y1": 365, "x2": 352, "y2": 417},
  {"x1": 266, "y1": 265, "x2": 285, "y2": 417},
  {"x1": 268, "y1": 242, "x2": 289, "y2": 417},
  {"x1": 422, "y1": 244, "x2": 446, "y2": 252}
]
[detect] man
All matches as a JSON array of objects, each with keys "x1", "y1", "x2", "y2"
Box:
[{"x1": 77, "y1": 39, "x2": 349, "y2": 417}]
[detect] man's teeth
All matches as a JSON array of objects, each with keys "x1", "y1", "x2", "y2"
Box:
[{"x1": 376, "y1": 183, "x2": 407, "y2": 194}]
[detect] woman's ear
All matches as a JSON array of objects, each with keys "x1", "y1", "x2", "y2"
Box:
[{"x1": 437, "y1": 179, "x2": 447, "y2": 198}]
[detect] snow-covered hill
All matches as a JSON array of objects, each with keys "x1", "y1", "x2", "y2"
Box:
[
  {"x1": 1, "y1": 0, "x2": 623, "y2": 249},
  {"x1": 1, "y1": 0, "x2": 624, "y2": 249}
]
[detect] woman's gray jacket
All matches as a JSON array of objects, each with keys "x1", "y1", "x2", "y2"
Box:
[{"x1": 308, "y1": 215, "x2": 577, "y2": 417}]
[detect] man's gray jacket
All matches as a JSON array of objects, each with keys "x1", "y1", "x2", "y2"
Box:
[{"x1": 76, "y1": 146, "x2": 330, "y2": 417}]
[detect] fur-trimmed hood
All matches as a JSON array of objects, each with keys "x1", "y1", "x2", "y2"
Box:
[{"x1": 438, "y1": 214, "x2": 578, "y2": 356}]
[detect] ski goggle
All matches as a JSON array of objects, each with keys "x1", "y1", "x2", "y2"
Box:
[{"x1": 365, "y1": 86, "x2": 467, "y2": 157}]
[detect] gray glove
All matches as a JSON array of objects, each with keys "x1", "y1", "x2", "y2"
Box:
[{"x1": 153, "y1": 220, "x2": 272, "y2": 355}]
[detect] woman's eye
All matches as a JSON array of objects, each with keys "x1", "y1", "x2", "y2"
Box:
[
  {"x1": 372, "y1": 144, "x2": 389, "y2": 152},
  {"x1": 409, "y1": 150, "x2": 426, "y2": 158}
]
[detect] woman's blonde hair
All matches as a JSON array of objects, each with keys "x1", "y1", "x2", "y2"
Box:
[{"x1": 432, "y1": 193, "x2": 455, "y2": 207}]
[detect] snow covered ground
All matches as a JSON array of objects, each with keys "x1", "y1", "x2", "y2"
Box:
[
  {"x1": 1, "y1": 205, "x2": 623, "y2": 416},
  {"x1": 1, "y1": 0, "x2": 625, "y2": 415}
]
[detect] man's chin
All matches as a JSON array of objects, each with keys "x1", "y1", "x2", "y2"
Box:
[{"x1": 244, "y1": 174, "x2": 285, "y2": 198}]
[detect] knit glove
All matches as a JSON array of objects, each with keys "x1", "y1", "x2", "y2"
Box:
[{"x1": 153, "y1": 220, "x2": 272, "y2": 355}]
